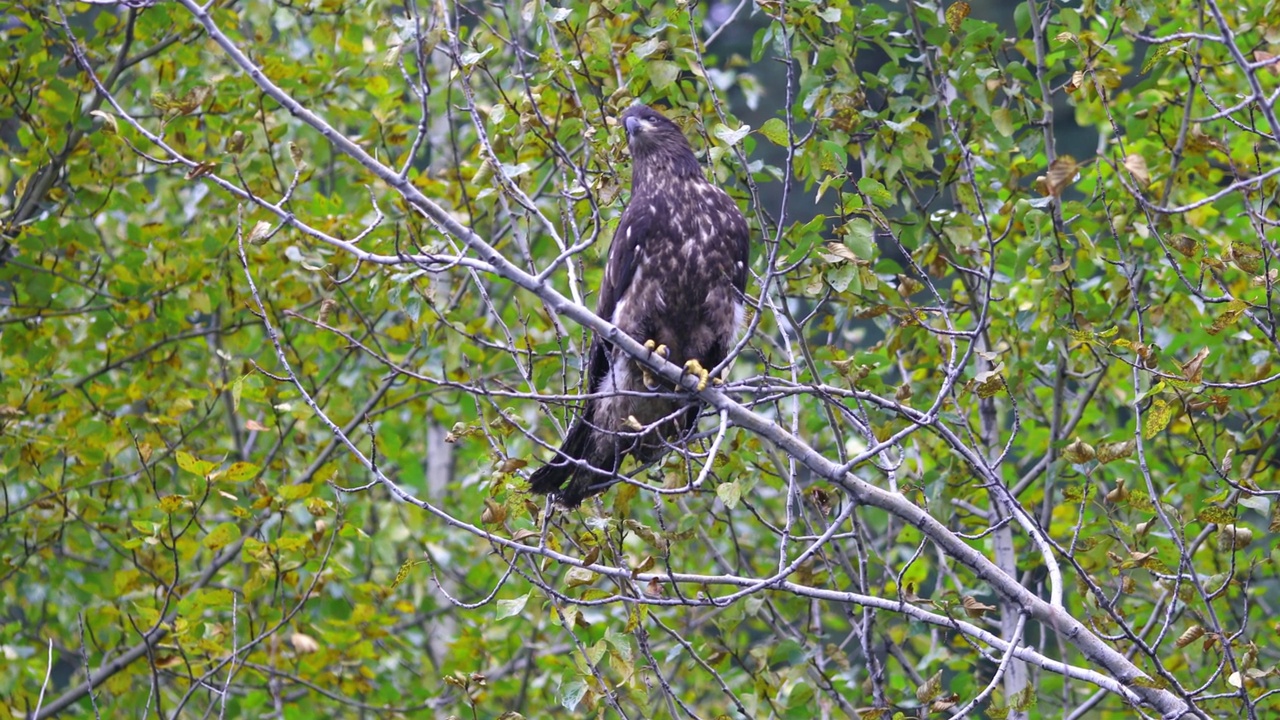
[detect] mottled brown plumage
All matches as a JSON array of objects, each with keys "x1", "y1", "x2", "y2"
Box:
[{"x1": 529, "y1": 105, "x2": 750, "y2": 507}]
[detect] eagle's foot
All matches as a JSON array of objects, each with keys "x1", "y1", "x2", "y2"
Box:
[
  {"x1": 641, "y1": 340, "x2": 669, "y2": 390},
  {"x1": 682, "y1": 358, "x2": 711, "y2": 392}
]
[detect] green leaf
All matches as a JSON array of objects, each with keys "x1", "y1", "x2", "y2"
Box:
[
  {"x1": 857, "y1": 177, "x2": 893, "y2": 206},
  {"x1": 714, "y1": 122, "x2": 751, "y2": 146},
  {"x1": 826, "y1": 264, "x2": 858, "y2": 293},
  {"x1": 843, "y1": 219, "x2": 876, "y2": 260},
  {"x1": 561, "y1": 681, "x2": 587, "y2": 712},
  {"x1": 495, "y1": 591, "x2": 531, "y2": 620},
  {"x1": 992, "y1": 107, "x2": 1014, "y2": 137},
  {"x1": 631, "y1": 37, "x2": 661, "y2": 59},
  {"x1": 717, "y1": 479, "x2": 742, "y2": 509},
  {"x1": 759, "y1": 117, "x2": 790, "y2": 146},
  {"x1": 648, "y1": 60, "x2": 679, "y2": 89},
  {"x1": 460, "y1": 47, "x2": 493, "y2": 67},
  {"x1": 231, "y1": 375, "x2": 245, "y2": 412},
  {"x1": 132, "y1": 519, "x2": 158, "y2": 536}
]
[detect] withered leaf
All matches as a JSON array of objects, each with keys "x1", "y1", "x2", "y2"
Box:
[
  {"x1": 1180, "y1": 347, "x2": 1210, "y2": 383},
  {"x1": 1123, "y1": 153, "x2": 1150, "y2": 189},
  {"x1": 1175, "y1": 625, "x2": 1205, "y2": 648},
  {"x1": 961, "y1": 595, "x2": 996, "y2": 617},
  {"x1": 1062, "y1": 437, "x2": 1096, "y2": 464},
  {"x1": 1044, "y1": 155, "x2": 1078, "y2": 197}
]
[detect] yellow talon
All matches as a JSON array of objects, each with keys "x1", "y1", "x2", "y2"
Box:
[
  {"x1": 642, "y1": 340, "x2": 668, "y2": 389},
  {"x1": 683, "y1": 359, "x2": 710, "y2": 392}
]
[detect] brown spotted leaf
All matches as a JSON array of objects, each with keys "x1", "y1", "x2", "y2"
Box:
[
  {"x1": 1097, "y1": 439, "x2": 1136, "y2": 464},
  {"x1": 1207, "y1": 299, "x2": 1248, "y2": 335},
  {"x1": 1197, "y1": 506, "x2": 1234, "y2": 525},
  {"x1": 945, "y1": 2, "x2": 970, "y2": 32},
  {"x1": 1168, "y1": 234, "x2": 1198, "y2": 257},
  {"x1": 916, "y1": 669, "x2": 944, "y2": 703},
  {"x1": 1230, "y1": 243, "x2": 1263, "y2": 274},
  {"x1": 1143, "y1": 398, "x2": 1173, "y2": 439}
]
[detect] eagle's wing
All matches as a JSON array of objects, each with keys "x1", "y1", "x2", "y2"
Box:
[
  {"x1": 726, "y1": 190, "x2": 750, "y2": 294},
  {"x1": 585, "y1": 202, "x2": 655, "y2": 392}
]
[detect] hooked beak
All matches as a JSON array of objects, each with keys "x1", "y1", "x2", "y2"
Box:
[{"x1": 624, "y1": 116, "x2": 642, "y2": 137}]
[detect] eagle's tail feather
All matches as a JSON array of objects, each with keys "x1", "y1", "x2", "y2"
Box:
[{"x1": 528, "y1": 417, "x2": 593, "y2": 496}]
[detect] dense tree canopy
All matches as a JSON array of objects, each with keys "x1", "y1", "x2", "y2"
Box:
[{"x1": 3, "y1": 0, "x2": 1280, "y2": 717}]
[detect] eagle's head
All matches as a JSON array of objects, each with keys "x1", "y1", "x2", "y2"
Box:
[{"x1": 620, "y1": 105, "x2": 700, "y2": 178}]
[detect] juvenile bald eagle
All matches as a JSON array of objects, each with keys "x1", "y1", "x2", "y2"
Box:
[{"x1": 528, "y1": 105, "x2": 750, "y2": 508}]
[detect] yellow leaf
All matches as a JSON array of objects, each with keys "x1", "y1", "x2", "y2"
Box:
[
  {"x1": 158, "y1": 495, "x2": 186, "y2": 514},
  {"x1": 390, "y1": 558, "x2": 415, "y2": 589},
  {"x1": 220, "y1": 461, "x2": 261, "y2": 483},
  {"x1": 203, "y1": 522, "x2": 241, "y2": 552},
  {"x1": 1143, "y1": 398, "x2": 1173, "y2": 439},
  {"x1": 278, "y1": 482, "x2": 313, "y2": 500}
]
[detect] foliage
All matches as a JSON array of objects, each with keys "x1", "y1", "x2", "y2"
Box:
[{"x1": 2, "y1": 0, "x2": 1280, "y2": 717}]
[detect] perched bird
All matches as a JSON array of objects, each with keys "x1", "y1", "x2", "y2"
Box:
[{"x1": 529, "y1": 104, "x2": 750, "y2": 507}]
